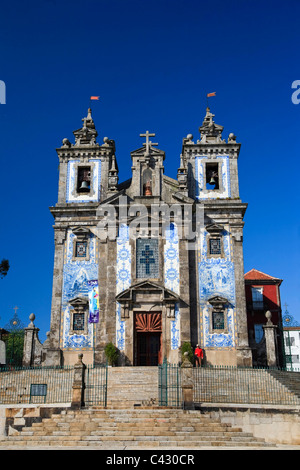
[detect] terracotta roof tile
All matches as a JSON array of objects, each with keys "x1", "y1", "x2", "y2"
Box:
[{"x1": 244, "y1": 268, "x2": 281, "y2": 281}]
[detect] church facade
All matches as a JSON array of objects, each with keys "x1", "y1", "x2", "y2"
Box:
[{"x1": 45, "y1": 107, "x2": 252, "y2": 367}]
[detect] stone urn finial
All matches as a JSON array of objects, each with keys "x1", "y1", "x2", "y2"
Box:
[
  {"x1": 265, "y1": 310, "x2": 273, "y2": 326},
  {"x1": 28, "y1": 313, "x2": 35, "y2": 327}
]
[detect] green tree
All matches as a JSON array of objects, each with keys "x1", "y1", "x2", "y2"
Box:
[
  {"x1": 3, "y1": 330, "x2": 24, "y2": 366},
  {"x1": 0, "y1": 259, "x2": 9, "y2": 279}
]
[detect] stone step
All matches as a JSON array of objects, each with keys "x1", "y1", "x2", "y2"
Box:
[{"x1": 0, "y1": 407, "x2": 274, "y2": 448}]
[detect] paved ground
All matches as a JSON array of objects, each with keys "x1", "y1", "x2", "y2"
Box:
[{"x1": 0, "y1": 444, "x2": 299, "y2": 450}]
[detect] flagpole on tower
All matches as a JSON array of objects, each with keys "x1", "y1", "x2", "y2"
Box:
[
  {"x1": 206, "y1": 91, "x2": 216, "y2": 108},
  {"x1": 89, "y1": 96, "x2": 100, "y2": 110}
]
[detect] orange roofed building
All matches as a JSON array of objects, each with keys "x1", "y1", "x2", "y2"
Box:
[{"x1": 244, "y1": 269, "x2": 284, "y2": 367}]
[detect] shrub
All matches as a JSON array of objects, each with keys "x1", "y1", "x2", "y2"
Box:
[
  {"x1": 180, "y1": 342, "x2": 194, "y2": 363},
  {"x1": 104, "y1": 342, "x2": 119, "y2": 365}
]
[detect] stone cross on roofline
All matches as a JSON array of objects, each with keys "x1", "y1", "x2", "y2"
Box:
[{"x1": 140, "y1": 130, "x2": 158, "y2": 156}]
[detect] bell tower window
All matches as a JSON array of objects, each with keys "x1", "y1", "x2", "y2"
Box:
[
  {"x1": 206, "y1": 162, "x2": 219, "y2": 190},
  {"x1": 77, "y1": 166, "x2": 91, "y2": 193}
]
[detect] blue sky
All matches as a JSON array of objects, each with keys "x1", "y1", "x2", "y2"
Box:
[{"x1": 0, "y1": 0, "x2": 299, "y2": 340}]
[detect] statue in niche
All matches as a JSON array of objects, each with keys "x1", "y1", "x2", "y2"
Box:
[
  {"x1": 144, "y1": 180, "x2": 152, "y2": 196},
  {"x1": 142, "y1": 168, "x2": 152, "y2": 196}
]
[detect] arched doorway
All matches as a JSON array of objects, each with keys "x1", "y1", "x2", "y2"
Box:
[{"x1": 135, "y1": 312, "x2": 162, "y2": 366}]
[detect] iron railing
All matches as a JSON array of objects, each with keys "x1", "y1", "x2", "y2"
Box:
[
  {"x1": 0, "y1": 366, "x2": 74, "y2": 404},
  {"x1": 85, "y1": 364, "x2": 108, "y2": 407},
  {"x1": 193, "y1": 366, "x2": 300, "y2": 406},
  {"x1": 158, "y1": 360, "x2": 182, "y2": 407},
  {"x1": 159, "y1": 363, "x2": 300, "y2": 408}
]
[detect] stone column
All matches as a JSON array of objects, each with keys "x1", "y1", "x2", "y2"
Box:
[
  {"x1": 57, "y1": 160, "x2": 68, "y2": 204},
  {"x1": 232, "y1": 228, "x2": 252, "y2": 366},
  {"x1": 263, "y1": 311, "x2": 278, "y2": 368},
  {"x1": 0, "y1": 328, "x2": 7, "y2": 365},
  {"x1": 181, "y1": 352, "x2": 194, "y2": 410},
  {"x1": 47, "y1": 228, "x2": 66, "y2": 366},
  {"x1": 71, "y1": 354, "x2": 86, "y2": 409},
  {"x1": 23, "y1": 314, "x2": 43, "y2": 367}
]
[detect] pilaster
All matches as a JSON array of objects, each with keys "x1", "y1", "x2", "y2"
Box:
[
  {"x1": 232, "y1": 227, "x2": 252, "y2": 366},
  {"x1": 48, "y1": 228, "x2": 67, "y2": 360}
]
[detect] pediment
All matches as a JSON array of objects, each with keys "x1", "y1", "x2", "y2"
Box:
[
  {"x1": 130, "y1": 146, "x2": 165, "y2": 157},
  {"x1": 71, "y1": 226, "x2": 90, "y2": 238},
  {"x1": 208, "y1": 296, "x2": 228, "y2": 306},
  {"x1": 69, "y1": 296, "x2": 89, "y2": 307},
  {"x1": 116, "y1": 280, "x2": 179, "y2": 303},
  {"x1": 206, "y1": 223, "x2": 224, "y2": 234}
]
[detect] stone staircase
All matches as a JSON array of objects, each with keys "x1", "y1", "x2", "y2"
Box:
[
  {"x1": 0, "y1": 407, "x2": 274, "y2": 448},
  {"x1": 2, "y1": 366, "x2": 297, "y2": 448},
  {"x1": 268, "y1": 370, "x2": 300, "y2": 400},
  {"x1": 106, "y1": 366, "x2": 159, "y2": 408}
]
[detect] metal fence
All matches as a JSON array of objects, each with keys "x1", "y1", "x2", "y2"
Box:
[
  {"x1": 158, "y1": 364, "x2": 300, "y2": 408},
  {"x1": 193, "y1": 366, "x2": 300, "y2": 406},
  {"x1": 85, "y1": 364, "x2": 108, "y2": 407},
  {"x1": 0, "y1": 366, "x2": 74, "y2": 404},
  {"x1": 158, "y1": 361, "x2": 182, "y2": 407}
]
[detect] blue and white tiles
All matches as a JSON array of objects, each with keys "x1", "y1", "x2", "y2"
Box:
[
  {"x1": 198, "y1": 227, "x2": 236, "y2": 349},
  {"x1": 61, "y1": 230, "x2": 98, "y2": 350},
  {"x1": 164, "y1": 223, "x2": 180, "y2": 350},
  {"x1": 116, "y1": 224, "x2": 131, "y2": 351}
]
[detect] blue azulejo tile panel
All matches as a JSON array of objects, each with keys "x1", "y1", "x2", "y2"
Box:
[
  {"x1": 198, "y1": 228, "x2": 237, "y2": 349},
  {"x1": 61, "y1": 230, "x2": 98, "y2": 350},
  {"x1": 116, "y1": 224, "x2": 131, "y2": 351},
  {"x1": 195, "y1": 155, "x2": 231, "y2": 200},
  {"x1": 164, "y1": 223, "x2": 180, "y2": 350},
  {"x1": 66, "y1": 159, "x2": 101, "y2": 203},
  {"x1": 171, "y1": 304, "x2": 180, "y2": 350},
  {"x1": 62, "y1": 306, "x2": 93, "y2": 348}
]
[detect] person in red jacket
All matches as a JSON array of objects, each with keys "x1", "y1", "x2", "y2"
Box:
[{"x1": 194, "y1": 344, "x2": 203, "y2": 367}]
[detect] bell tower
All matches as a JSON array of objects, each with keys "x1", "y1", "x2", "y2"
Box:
[
  {"x1": 56, "y1": 108, "x2": 117, "y2": 205},
  {"x1": 47, "y1": 109, "x2": 118, "y2": 365},
  {"x1": 182, "y1": 107, "x2": 252, "y2": 366}
]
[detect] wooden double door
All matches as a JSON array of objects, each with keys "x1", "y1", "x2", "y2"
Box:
[{"x1": 135, "y1": 312, "x2": 162, "y2": 366}]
